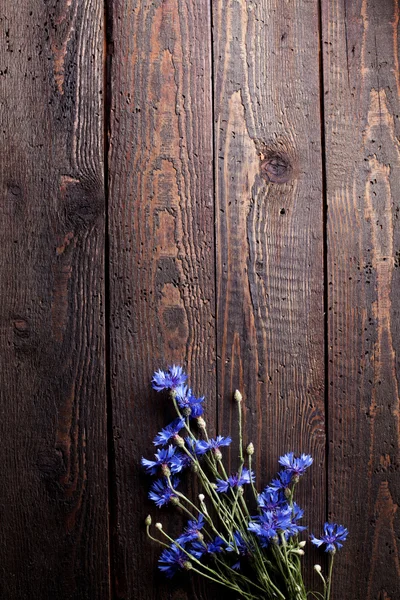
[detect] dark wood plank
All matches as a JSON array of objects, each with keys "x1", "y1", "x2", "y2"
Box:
[
  {"x1": 213, "y1": 0, "x2": 326, "y2": 590},
  {"x1": 0, "y1": 1, "x2": 109, "y2": 598},
  {"x1": 107, "y1": 1, "x2": 215, "y2": 598},
  {"x1": 322, "y1": 0, "x2": 400, "y2": 598}
]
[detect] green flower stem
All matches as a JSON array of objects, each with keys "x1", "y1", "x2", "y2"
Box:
[
  {"x1": 325, "y1": 553, "x2": 335, "y2": 600},
  {"x1": 278, "y1": 535, "x2": 299, "y2": 597},
  {"x1": 315, "y1": 567, "x2": 326, "y2": 590},
  {"x1": 168, "y1": 478, "x2": 230, "y2": 545},
  {"x1": 157, "y1": 528, "x2": 255, "y2": 598},
  {"x1": 146, "y1": 525, "x2": 169, "y2": 549},
  {"x1": 214, "y1": 556, "x2": 269, "y2": 595},
  {"x1": 248, "y1": 454, "x2": 261, "y2": 508},
  {"x1": 189, "y1": 565, "x2": 257, "y2": 600},
  {"x1": 236, "y1": 395, "x2": 245, "y2": 466}
]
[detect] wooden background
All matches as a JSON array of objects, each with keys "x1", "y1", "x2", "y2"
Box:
[{"x1": 0, "y1": 0, "x2": 399, "y2": 598}]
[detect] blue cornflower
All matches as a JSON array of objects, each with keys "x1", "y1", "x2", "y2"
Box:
[
  {"x1": 216, "y1": 467, "x2": 255, "y2": 493},
  {"x1": 158, "y1": 544, "x2": 190, "y2": 578},
  {"x1": 248, "y1": 507, "x2": 293, "y2": 547},
  {"x1": 285, "y1": 503, "x2": 307, "y2": 537},
  {"x1": 195, "y1": 435, "x2": 232, "y2": 456},
  {"x1": 258, "y1": 488, "x2": 286, "y2": 511},
  {"x1": 170, "y1": 450, "x2": 192, "y2": 472},
  {"x1": 191, "y1": 536, "x2": 225, "y2": 559},
  {"x1": 141, "y1": 445, "x2": 180, "y2": 475},
  {"x1": 175, "y1": 385, "x2": 205, "y2": 417},
  {"x1": 226, "y1": 531, "x2": 253, "y2": 570},
  {"x1": 278, "y1": 452, "x2": 313, "y2": 479},
  {"x1": 149, "y1": 477, "x2": 179, "y2": 507},
  {"x1": 185, "y1": 437, "x2": 209, "y2": 456},
  {"x1": 152, "y1": 365, "x2": 187, "y2": 392},
  {"x1": 153, "y1": 418, "x2": 185, "y2": 446},
  {"x1": 311, "y1": 522, "x2": 348, "y2": 553},
  {"x1": 265, "y1": 470, "x2": 293, "y2": 494},
  {"x1": 176, "y1": 515, "x2": 205, "y2": 544}
]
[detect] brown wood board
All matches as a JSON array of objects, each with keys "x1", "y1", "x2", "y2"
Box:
[
  {"x1": 0, "y1": 0, "x2": 109, "y2": 598},
  {"x1": 322, "y1": 0, "x2": 400, "y2": 598},
  {"x1": 0, "y1": 0, "x2": 399, "y2": 598},
  {"x1": 213, "y1": 0, "x2": 326, "y2": 590},
  {"x1": 107, "y1": 1, "x2": 215, "y2": 598}
]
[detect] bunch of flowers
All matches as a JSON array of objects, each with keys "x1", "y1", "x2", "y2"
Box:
[{"x1": 142, "y1": 366, "x2": 348, "y2": 600}]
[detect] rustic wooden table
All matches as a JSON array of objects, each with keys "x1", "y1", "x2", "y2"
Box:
[{"x1": 0, "y1": 0, "x2": 398, "y2": 598}]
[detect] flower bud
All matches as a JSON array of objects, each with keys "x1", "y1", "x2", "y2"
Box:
[
  {"x1": 246, "y1": 442, "x2": 254, "y2": 455},
  {"x1": 170, "y1": 496, "x2": 180, "y2": 506},
  {"x1": 314, "y1": 564, "x2": 322, "y2": 573},
  {"x1": 238, "y1": 486, "x2": 244, "y2": 495},
  {"x1": 284, "y1": 487, "x2": 291, "y2": 499},
  {"x1": 294, "y1": 549, "x2": 305, "y2": 556},
  {"x1": 191, "y1": 463, "x2": 199, "y2": 473},
  {"x1": 161, "y1": 464, "x2": 171, "y2": 477},
  {"x1": 299, "y1": 541, "x2": 306, "y2": 548},
  {"x1": 155, "y1": 522, "x2": 163, "y2": 530},
  {"x1": 197, "y1": 417, "x2": 206, "y2": 429},
  {"x1": 174, "y1": 435, "x2": 185, "y2": 448},
  {"x1": 198, "y1": 494, "x2": 205, "y2": 502},
  {"x1": 197, "y1": 532, "x2": 204, "y2": 541},
  {"x1": 145, "y1": 515, "x2": 152, "y2": 526},
  {"x1": 210, "y1": 483, "x2": 217, "y2": 489},
  {"x1": 183, "y1": 561, "x2": 192, "y2": 571},
  {"x1": 234, "y1": 390, "x2": 243, "y2": 403},
  {"x1": 214, "y1": 449, "x2": 223, "y2": 461},
  {"x1": 183, "y1": 407, "x2": 192, "y2": 417}
]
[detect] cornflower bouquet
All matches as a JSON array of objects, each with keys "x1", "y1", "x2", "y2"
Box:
[{"x1": 142, "y1": 366, "x2": 348, "y2": 600}]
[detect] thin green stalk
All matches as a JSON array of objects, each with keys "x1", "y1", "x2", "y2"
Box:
[
  {"x1": 146, "y1": 525, "x2": 169, "y2": 549},
  {"x1": 189, "y1": 566, "x2": 257, "y2": 600},
  {"x1": 325, "y1": 553, "x2": 335, "y2": 600}
]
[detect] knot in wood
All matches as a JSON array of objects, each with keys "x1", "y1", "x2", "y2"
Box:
[
  {"x1": 13, "y1": 318, "x2": 30, "y2": 337},
  {"x1": 260, "y1": 153, "x2": 292, "y2": 184}
]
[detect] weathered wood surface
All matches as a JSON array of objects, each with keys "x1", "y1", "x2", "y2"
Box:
[
  {"x1": 107, "y1": 1, "x2": 215, "y2": 598},
  {"x1": 322, "y1": 0, "x2": 400, "y2": 598},
  {"x1": 1, "y1": 0, "x2": 399, "y2": 598},
  {"x1": 0, "y1": 1, "x2": 109, "y2": 599},
  {"x1": 213, "y1": 0, "x2": 326, "y2": 588}
]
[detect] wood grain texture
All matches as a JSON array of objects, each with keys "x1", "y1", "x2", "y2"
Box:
[
  {"x1": 0, "y1": 1, "x2": 109, "y2": 598},
  {"x1": 213, "y1": 0, "x2": 326, "y2": 589},
  {"x1": 107, "y1": 1, "x2": 215, "y2": 598},
  {"x1": 322, "y1": 0, "x2": 400, "y2": 598}
]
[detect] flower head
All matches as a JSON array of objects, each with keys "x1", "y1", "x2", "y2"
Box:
[
  {"x1": 158, "y1": 544, "x2": 190, "y2": 578},
  {"x1": 170, "y1": 449, "x2": 193, "y2": 472},
  {"x1": 175, "y1": 385, "x2": 205, "y2": 417},
  {"x1": 285, "y1": 502, "x2": 307, "y2": 537},
  {"x1": 311, "y1": 522, "x2": 348, "y2": 553},
  {"x1": 249, "y1": 502, "x2": 305, "y2": 547},
  {"x1": 176, "y1": 515, "x2": 205, "y2": 544},
  {"x1": 216, "y1": 468, "x2": 255, "y2": 493},
  {"x1": 141, "y1": 445, "x2": 180, "y2": 475},
  {"x1": 248, "y1": 507, "x2": 293, "y2": 546},
  {"x1": 149, "y1": 477, "x2": 180, "y2": 507},
  {"x1": 191, "y1": 536, "x2": 225, "y2": 559},
  {"x1": 152, "y1": 366, "x2": 187, "y2": 392},
  {"x1": 278, "y1": 452, "x2": 313, "y2": 479},
  {"x1": 194, "y1": 435, "x2": 232, "y2": 457},
  {"x1": 265, "y1": 470, "x2": 293, "y2": 494},
  {"x1": 258, "y1": 488, "x2": 286, "y2": 511},
  {"x1": 153, "y1": 418, "x2": 185, "y2": 446}
]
